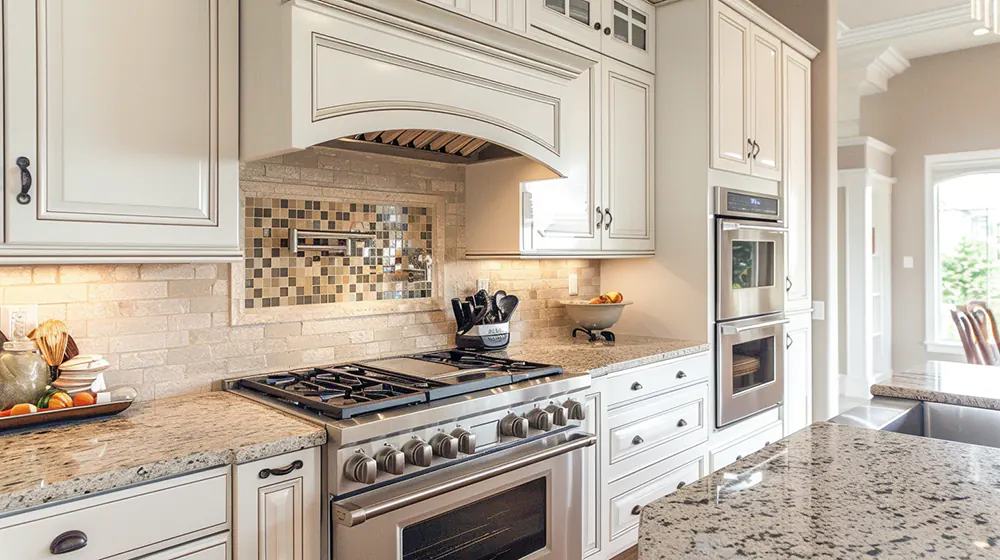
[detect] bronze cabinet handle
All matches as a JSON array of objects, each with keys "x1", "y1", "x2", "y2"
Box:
[
  {"x1": 677, "y1": 419, "x2": 688, "y2": 427},
  {"x1": 259, "y1": 459, "x2": 304, "y2": 479},
  {"x1": 16, "y1": 157, "x2": 32, "y2": 205},
  {"x1": 596, "y1": 206, "x2": 603, "y2": 228},
  {"x1": 632, "y1": 435, "x2": 644, "y2": 445},
  {"x1": 631, "y1": 505, "x2": 642, "y2": 515},
  {"x1": 676, "y1": 371, "x2": 687, "y2": 379},
  {"x1": 676, "y1": 481, "x2": 686, "y2": 490},
  {"x1": 605, "y1": 208, "x2": 612, "y2": 231},
  {"x1": 631, "y1": 382, "x2": 643, "y2": 391},
  {"x1": 50, "y1": 531, "x2": 88, "y2": 555}
]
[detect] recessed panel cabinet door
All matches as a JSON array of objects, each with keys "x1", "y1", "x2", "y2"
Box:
[
  {"x1": 527, "y1": 0, "x2": 603, "y2": 52},
  {"x1": 581, "y1": 390, "x2": 602, "y2": 557},
  {"x1": 784, "y1": 47, "x2": 812, "y2": 311},
  {"x1": 601, "y1": 58, "x2": 653, "y2": 253},
  {"x1": 711, "y1": 2, "x2": 752, "y2": 176},
  {"x1": 783, "y1": 312, "x2": 812, "y2": 435},
  {"x1": 4, "y1": 0, "x2": 239, "y2": 258},
  {"x1": 749, "y1": 25, "x2": 782, "y2": 181}
]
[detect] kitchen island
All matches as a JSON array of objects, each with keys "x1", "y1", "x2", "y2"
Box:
[
  {"x1": 639, "y1": 420, "x2": 1000, "y2": 558},
  {"x1": 871, "y1": 360, "x2": 1000, "y2": 410}
]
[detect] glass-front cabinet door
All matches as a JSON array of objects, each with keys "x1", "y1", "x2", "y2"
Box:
[
  {"x1": 527, "y1": 0, "x2": 602, "y2": 52},
  {"x1": 602, "y1": 0, "x2": 655, "y2": 72}
]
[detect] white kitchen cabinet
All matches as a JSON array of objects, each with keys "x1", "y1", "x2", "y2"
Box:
[
  {"x1": 601, "y1": 58, "x2": 655, "y2": 253},
  {"x1": 784, "y1": 46, "x2": 812, "y2": 311},
  {"x1": 2, "y1": 0, "x2": 240, "y2": 263},
  {"x1": 582, "y1": 388, "x2": 603, "y2": 558},
  {"x1": 420, "y1": 0, "x2": 527, "y2": 33},
  {"x1": 711, "y1": 0, "x2": 783, "y2": 182},
  {"x1": 234, "y1": 447, "x2": 321, "y2": 560},
  {"x1": 709, "y1": 420, "x2": 782, "y2": 472},
  {"x1": 527, "y1": 0, "x2": 655, "y2": 72},
  {"x1": 783, "y1": 311, "x2": 813, "y2": 435},
  {"x1": 137, "y1": 534, "x2": 229, "y2": 560}
]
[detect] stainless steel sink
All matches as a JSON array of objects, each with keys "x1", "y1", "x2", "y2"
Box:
[{"x1": 831, "y1": 397, "x2": 1000, "y2": 449}]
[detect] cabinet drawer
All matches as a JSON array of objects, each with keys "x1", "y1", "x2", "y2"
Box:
[
  {"x1": 605, "y1": 352, "x2": 710, "y2": 407},
  {"x1": 136, "y1": 533, "x2": 229, "y2": 560},
  {"x1": 0, "y1": 468, "x2": 229, "y2": 560},
  {"x1": 710, "y1": 421, "x2": 783, "y2": 472},
  {"x1": 609, "y1": 383, "x2": 707, "y2": 466},
  {"x1": 608, "y1": 451, "x2": 705, "y2": 539}
]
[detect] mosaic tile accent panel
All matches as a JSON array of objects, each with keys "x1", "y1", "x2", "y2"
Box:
[{"x1": 244, "y1": 197, "x2": 433, "y2": 309}]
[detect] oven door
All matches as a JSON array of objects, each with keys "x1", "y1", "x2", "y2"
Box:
[
  {"x1": 716, "y1": 219, "x2": 787, "y2": 321},
  {"x1": 717, "y1": 314, "x2": 788, "y2": 427},
  {"x1": 332, "y1": 431, "x2": 595, "y2": 560}
]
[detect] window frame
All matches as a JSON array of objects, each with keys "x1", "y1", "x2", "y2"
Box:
[{"x1": 924, "y1": 149, "x2": 1000, "y2": 355}]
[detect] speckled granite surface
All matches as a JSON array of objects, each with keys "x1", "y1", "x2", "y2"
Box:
[
  {"x1": 871, "y1": 360, "x2": 1000, "y2": 410},
  {"x1": 0, "y1": 392, "x2": 326, "y2": 516},
  {"x1": 499, "y1": 335, "x2": 708, "y2": 377},
  {"x1": 639, "y1": 422, "x2": 1000, "y2": 559}
]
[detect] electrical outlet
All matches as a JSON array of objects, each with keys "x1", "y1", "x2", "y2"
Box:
[
  {"x1": 1, "y1": 305, "x2": 38, "y2": 338},
  {"x1": 477, "y1": 278, "x2": 490, "y2": 292},
  {"x1": 903, "y1": 256, "x2": 914, "y2": 269},
  {"x1": 813, "y1": 301, "x2": 825, "y2": 321},
  {"x1": 568, "y1": 274, "x2": 579, "y2": 296}
]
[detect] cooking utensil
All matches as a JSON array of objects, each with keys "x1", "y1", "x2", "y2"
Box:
[
  {"x1": 461, "y1": 306, "x2": 490, "y2": 335},
  {"x1": 488, "y1": 290, "x2": 506, "y2": 323},
  {"x1": 32, "y1": 320, "x2": 69, "y2": 382},
  {"x1": 561, "y1": 300, "x2": 632, "y2": 331},
  {"x1": 460, "y1": 302, "x2": 475, "y2": 332},
  {"x1": 451, "y1": 298, "x2": 466, "y2": 330},
  {"x1": 497, "y1": 294, "x2": 519, "y2": 322}
]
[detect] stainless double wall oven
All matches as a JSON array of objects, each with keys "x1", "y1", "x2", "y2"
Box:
[{"x1": 715, "y1": 187, "x2": 788, "y2": 427}]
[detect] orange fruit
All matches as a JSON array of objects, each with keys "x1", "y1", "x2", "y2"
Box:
[
  {"x1": 73, "y1": 392, "x2": 96, "y2": 407},
  {"x1": 48, "y1": 392, "x2": 73, "y2": 409},
  {"x1": 10, "y1": 403, "x2": 38, "y2": 416}
]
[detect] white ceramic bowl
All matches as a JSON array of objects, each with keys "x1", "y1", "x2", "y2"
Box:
[{"x1": 561, "y1": 300, "x2": 632, "y2": 331}]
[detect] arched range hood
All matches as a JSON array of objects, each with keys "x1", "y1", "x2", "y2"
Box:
[{"x1": 241, "y1": 0, "x2": 596, "y2": 177}]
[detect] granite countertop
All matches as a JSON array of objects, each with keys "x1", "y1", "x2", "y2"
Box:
[
  {"x1": 0, "y1": 391, "x2": 326, "y2": 517},
  {"x1": 871, "y1": 360, "x2": 1000, "y2": 410},
  {"x1": 639, "y1": 422, "x2": 1000, "y2": 559},
  {"x1": 500, "y1": 335, "x2": 709, "y2": 377}
]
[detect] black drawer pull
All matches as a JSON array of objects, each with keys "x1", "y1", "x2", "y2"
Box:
[
  {"x1": 676, "y1": 481, "x2": 686, "y2": 490},
  {"x1": 259, "y1": 459, "x2": 304, "y2": 479},
  {"x1": 632, "y1": 435, "x2": 644, "y2": 445},
  {"x1": 631, "y1": 505, "x2": 642, "y2": 515},
  {"x1": 677, "y1": 419, "x2": 688, "y2": 427},
  {"x1": 735, "y1": 455, "x2": 743, "y2": 461},
  {"x1": 50, "y1": 530, "x2": 87, "y2": 555},
  {"x1": 631, "y1": 382, "x2": 643, "y2": 391},
  {"x1": 676, "y1": 371, "x2": 687, "y2": 379},
  {"x1": 16, "y1": 157, "x2": 32, "y2": 205}
]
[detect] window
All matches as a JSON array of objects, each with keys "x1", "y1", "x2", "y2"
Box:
[{"x1": 925, "y1": 150, "x2": 1000, "y2": 353}]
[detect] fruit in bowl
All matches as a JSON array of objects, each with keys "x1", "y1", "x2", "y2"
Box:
[{"x1": 589, "y1": 291, "x2": 624, "y2": 304}]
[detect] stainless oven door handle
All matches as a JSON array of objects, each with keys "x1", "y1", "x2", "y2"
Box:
[
  {"x1": 334, "y1": 433, "x2": 598, "y2": 527},
  {"x1": 720, "y1": 318, "x2": 790, "y2": 335},
  {"x1": 721, "y1": 221, "x2": 788, "y2": 234}
]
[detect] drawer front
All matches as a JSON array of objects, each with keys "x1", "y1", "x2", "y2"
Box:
[
  {"x1": 608, "y1": 452, "x2": 705, "y2": 538},
  {"x1": 710, "y1": 421, "x2": 784, "y2": 472},
  {"x1": 0, "y1": 469, "x2": 229, "y2": 560},
  {"x1": 609, "y1": 384, "x2": 707, "y2": 465},
  {"x1": 605, "y1": 353, "x2": 710, "y2": 407},
  {"x1": 137, "y1": 533, "x2": 229, "y2": 560}
]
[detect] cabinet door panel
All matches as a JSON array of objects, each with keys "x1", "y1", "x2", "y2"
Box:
[
  {"x1": 582, "y1": 391, "x2": 601, "y2": 557},
  {"x1": 784, "y1": 48, "x2": 811, "y2": 310},
  {"x1": 711, "y1": 3, "x2": 752, "y2": 176},
  {"x1": 4, "y1": 0, "x2": 239, "y2": 256},
  {"x1": 783, "y1": 313, "x2": 812, "y2": 435},
  {"x1": 527, "y1": 0, "x2": 602, "y2": 52},
  {"x1": 750, "y1": 25, "x2": 782, "y2": 181},
  {"x1": 601, "y1": 0, "x2": 655, "y2": 73},
  {"x1": 602, "y1": 58, "x2": 653, "y2": 253}
]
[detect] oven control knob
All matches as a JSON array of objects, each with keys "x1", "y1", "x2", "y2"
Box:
[
  {"x1": 344, "y1": 452, "x2": 377, "y2": 485},
  {"x1": 402, "y1": 438, "x2": 433, "y2": 468},
  {"x1": 563, "y1": 399, "x2": 587, "y2": 421},
  {"x1": 526, "y1": 408, "x2": 553, "y2": 431},
  {"x1": 545, "y1": 404, "x2": 569, "y2": 426},
  {"x1": 375, "y1": 445, "x2": 406, "y2": 475},
  {"x1": 451, "y1": 428, "x2": 477, "y2": 454},
  {"x1": 500, "y1": 413, "x2": 529, "y2": 438},
  {"x1": 429, "y1": 433, "x2": 459, "y2": 459}
]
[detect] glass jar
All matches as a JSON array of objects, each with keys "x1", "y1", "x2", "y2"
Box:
[{"x1": 0, "y1": 338, "x2": 49, "y2": 411}]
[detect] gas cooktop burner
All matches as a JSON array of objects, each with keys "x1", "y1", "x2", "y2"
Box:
[{"x1": 239, "y1": 350, "x2": 563, "y2": 419}]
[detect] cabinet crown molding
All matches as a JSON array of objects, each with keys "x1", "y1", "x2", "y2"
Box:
[{"x1": 711, "y1": 0, "x2": 820, "y2": 59}]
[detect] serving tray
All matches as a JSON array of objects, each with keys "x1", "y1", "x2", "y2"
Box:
[{"x1": 0, "y1": 388, "x2": 136, "y2": 432}]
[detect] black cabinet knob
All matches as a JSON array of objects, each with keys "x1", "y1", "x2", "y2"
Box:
[
  {"x1": 631, "y1": 382, "x2": 643, "y2": 391},
  {"x1": 50, "y1": 531, "x2": 88, "y2": 555},
  {"x1": 632, "y1": 435, "x2": 644, "y2": 445},
  {"x1": 676, "y1": 371, "x2": 687, "y2": 379},
  {"x1": 631, "y1": 505, "x2": 642, "y2": 515},
  {"x1": 677, "y1": 419, "x2": 688, "y2": 428},
  {"x1": 594, "y1": 22, "x2": 602, "y2": 30},
  {"x1": 604, "y1": 27, "x2": 611, "y2": 35}
]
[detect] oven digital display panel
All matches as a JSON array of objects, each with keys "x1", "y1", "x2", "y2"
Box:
[{"x1": 727, "y1": 192, "x2": 779, "y2": 217}]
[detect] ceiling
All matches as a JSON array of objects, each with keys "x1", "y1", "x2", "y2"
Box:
[{"x1": 839, "y1": 0, "x2": 965, "y2": 29}]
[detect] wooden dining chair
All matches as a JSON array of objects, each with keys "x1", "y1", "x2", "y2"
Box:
[
  {"x1": 968, "y1": 301, "x2": 1000, "y2": 364},
  {"x1": 952, "y1": 308, "x2": 989, "y2": 364}
]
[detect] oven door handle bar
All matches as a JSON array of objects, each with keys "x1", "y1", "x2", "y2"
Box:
[
  {"x1": 720, "y1": 318, "x2": 790, "y2": 335},
  {"x1": 721, "y1": 221, "x2": 788, "y2": 234},
  {"x1": 333, "y1": 433, "x2": 598, "y2": 527}
]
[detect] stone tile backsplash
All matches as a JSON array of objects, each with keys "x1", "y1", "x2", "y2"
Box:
[{"x1": 0, "y1": 147, "x2": 600, "y2": 400}]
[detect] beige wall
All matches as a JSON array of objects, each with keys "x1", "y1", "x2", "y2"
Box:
[
  {"x1": 861, "y1": 43, "x2": 1000, "y2": 370},
  {"x1": 751, "y1": 0, "x2": 840, "y2": 420},
  {"x1": 0, "y1": 148, "x2": 600, "y2": 400}
]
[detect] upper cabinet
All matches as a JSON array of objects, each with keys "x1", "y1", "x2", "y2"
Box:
[
  {"x1": 783, "y1": 47, "x2": 812, "y2": 311},
  {"x1": 2, "y1": 0, "x2": 241, "y2": 263},
  {"x1": 711, "y1": 1, "x2": 783, "y2": 182},
  {"x1": 528, "y1": 0, "x2": 655, "y2": 72}
]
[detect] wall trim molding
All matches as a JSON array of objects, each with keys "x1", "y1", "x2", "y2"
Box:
[
  {"x1": 838, "y1": 136, "x2": 898, "y2": 157},
  {"x1": 839, "y1": 5, "x2": 973, "y2": 48}
]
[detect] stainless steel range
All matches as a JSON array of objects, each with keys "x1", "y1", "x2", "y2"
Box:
[{"x1": 231, "y1": 350, "x2": 594, "y2": 560}]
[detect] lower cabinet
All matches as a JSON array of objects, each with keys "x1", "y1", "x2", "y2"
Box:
[
  {"x1": 139, "y1": 533, "x2": 230, "y2": 560},
  {"x1": 234, "y1": 447, "x2": 322, "y2": 560},
  {"x1": 582, "y1": 389, "x2": 603, "y2": 558},
  {"x1": 708, "y1": 420, "x2": 783, "y2": 472},
  {"x1": 783, "y1": 311, "x2": 813, "y2": 435}
]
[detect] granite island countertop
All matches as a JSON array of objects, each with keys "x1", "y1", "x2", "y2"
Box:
[
  {"x1": 871, "y1": 360, "x2": 1000, "y2": 410},
  {"x1": 0, "y1": 391, "x2": 326, "y2": 517},
  {"x1": 639, "y1": 422, "x2": 1000, "y2": 559},
  {"x1": 499, "y1": 335, "x2": 708, "y2": 377}
]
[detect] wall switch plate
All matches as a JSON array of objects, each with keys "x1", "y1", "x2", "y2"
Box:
[
  {"x1": 568, "y1": 274, "x2": 579, "y2": 296},
  {"x1": 477, "y1": 278, "x2": 490, "y2": 292},
  {"x1": 903, "y1": 256, "x2": 914, "y2": 269},
  {"x1": 812, "y1": 301, "x2": 825, "y2": 321},
  {"x1": 1, "y1": 305, "x2": 38, "y2": 338}
]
